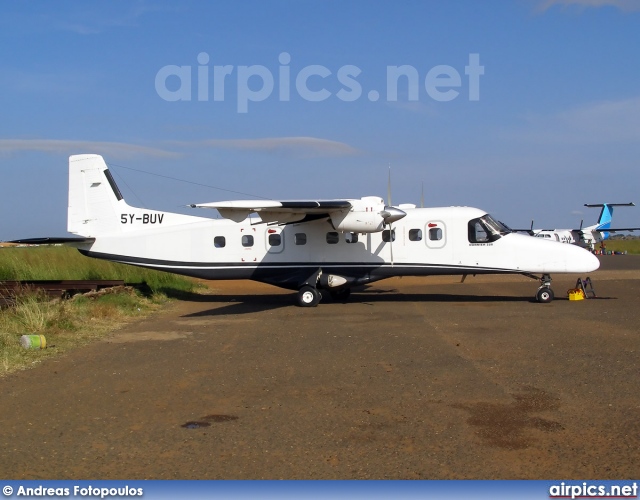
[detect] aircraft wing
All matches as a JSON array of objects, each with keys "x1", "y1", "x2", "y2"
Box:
[
  {"x1": 513, "y1": 227, "x2": 640, "y2": 235},
  {"x1": 190, "y1": 199, "x2": 354, "y2": 224},
  {"x1": 591, "y1": 227, "x2": 640, "y2": 232}
]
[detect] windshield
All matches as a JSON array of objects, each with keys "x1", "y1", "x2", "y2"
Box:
[
  {"x1": 468, "y1": 214, "x2": 511, "y2": 243},
  {"x1": 483, "y1": 214, "x2": 512, "y2": 235}
]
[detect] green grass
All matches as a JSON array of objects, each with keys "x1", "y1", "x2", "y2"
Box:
[
  {"x1": 600, "y1": 238, "x2": 640, "y2": 255},
  {"x1": 0, "y1": 245, "x2": 201, "y2": 376},
  {"x1": 0, "y1": 288, "x2": 162, "y2": 375},
  {"x1": 0, "y1": 245, "x2": 196, "y2": 293}
]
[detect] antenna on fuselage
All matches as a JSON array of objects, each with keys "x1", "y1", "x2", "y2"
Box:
[
  {"x1": 386, "y1": 165, "x2": 394, "y2": 266},
  {"x1": 387, "y1": 165, "x2": 392, "y2": 207}
]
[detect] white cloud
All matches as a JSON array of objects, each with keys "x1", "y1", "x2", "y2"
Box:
[
  {"x1": 51, "y1": 3, "x2": 177, "y2": 35},
  {"x1": 56, "y1": 23, "x2": 102, "y2": 35},
  {"x1": 171, "y1": 136, "x2": 361, "y2": 158},
  {"x1": 513, "y1": 96, "x2": 640, "y2": 144},
  {"x1": 538, "y1": 0, "x2": 640, "y2": 12},
  {"x1": 0, "y1": 136, "x2": 361, "y2": 160},
  {"x1": 0, "y1": 139, "x2": 179, "y2": 158}
]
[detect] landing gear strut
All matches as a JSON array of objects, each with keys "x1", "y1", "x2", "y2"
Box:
[
  {"x1": 535, "y1": 274, "x2": 554, "y2": 303},
  {"x1": 296, "y1": 269, "x2": 323, "y2": 307},
  {"x1": 296, "y1": 268, "x2": 354, "y2": 307}
]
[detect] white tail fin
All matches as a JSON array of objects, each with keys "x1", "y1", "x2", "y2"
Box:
[{"x1": 68, "y1": 154, "x2": 130, "y2": 237}]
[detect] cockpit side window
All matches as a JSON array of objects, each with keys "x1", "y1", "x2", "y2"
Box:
[
  {"x1": 468, "y1": 215, "x2": 511, "y2": 243},
  {"x1": 469, "y1": 219, "x2": 490, "y2": 243}
]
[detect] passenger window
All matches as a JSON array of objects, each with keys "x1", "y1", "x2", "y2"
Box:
[
  {"x1": 242, "y1": 235, "x2": 254, "y2": 247},
  {"x1": 409, "y1": 229, "x2": 422, "y2": 241},
  {"x1": 429, "y1": 228, "x2": 442, "y2": 241},
  {"x1": 214, "y1": 236, "x2": 226, "y2": 248},
  {"x1": 268, "y1": 233, "x2": 281, "y2": 246},
  {"x1": 345, "y1": 232, "x2": 358, "y2": 243},
  {"x1": 326, "y1": 232, "x2": 339, "y2": 244},
  {"x1": 295, "y1": 233, "x2": 307, "y2": 245},
  {"x1": 382, "y1": 229, "x2": 395, "y2": 242}
]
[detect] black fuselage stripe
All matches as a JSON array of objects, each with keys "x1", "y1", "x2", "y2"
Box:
[{"x1": 78, "y1": 249, "x2": 517, "y2": 274}]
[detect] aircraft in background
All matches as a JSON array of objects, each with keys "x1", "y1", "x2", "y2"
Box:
[
  {"x1": 12, "y1": 154, "x2": 599, "y2": 305},
  {"x1": 517, "y1": 203, "x2": 640, "y2": 251}
]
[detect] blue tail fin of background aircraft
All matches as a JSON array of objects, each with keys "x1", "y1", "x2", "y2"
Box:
[
  {"x1": 584, "y1": 203, "x2": 636, "y2": 240},
  {"x1": 596, "y1": 204, "x2": 614, "y2": 230}
]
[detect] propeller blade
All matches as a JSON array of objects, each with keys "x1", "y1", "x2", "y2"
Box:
[
  {"x1": 389, "y1": 223, "x2": 394, "y2": 267},
  {"x1": 420, "y1": 182, "x2": 424, "y2": 208}
]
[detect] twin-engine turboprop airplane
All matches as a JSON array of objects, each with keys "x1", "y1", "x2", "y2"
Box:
[
  {"x1": 14, "y1": 154, "x2": 600, "y2": 305},
  {"x1": 522, "y1": 203, "x2": 640, "y2": 251}
]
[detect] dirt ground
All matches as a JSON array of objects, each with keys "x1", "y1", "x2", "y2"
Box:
[{"x1": 1, "y1": 256, "x2": 638, "y2": 479}]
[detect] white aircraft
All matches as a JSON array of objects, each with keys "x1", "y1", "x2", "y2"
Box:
[
  {"x1": 14, "y1": 154, "x2": 600, "y2": 305},
  {"x1": 522, "y1": 203, "x2": 640, "y2": 251}
]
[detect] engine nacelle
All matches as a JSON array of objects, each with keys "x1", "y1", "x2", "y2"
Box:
[
  {"x1": 331, "y1": 210, "x2": 386, "y2": 233},
  {"x1": 330, "y1": 196, "x2": 406, "y2": 233}
]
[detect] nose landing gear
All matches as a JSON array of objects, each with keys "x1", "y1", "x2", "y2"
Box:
[{"x1": 535, "y1": 274, "x2": 554, "y2": 303}]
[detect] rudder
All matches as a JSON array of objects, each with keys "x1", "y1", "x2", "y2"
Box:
[{"x1": 68, "y1": 154, "x2": 130, "y2": 237}]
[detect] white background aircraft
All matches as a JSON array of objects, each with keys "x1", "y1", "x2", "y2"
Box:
[
  {"x1": 521, "y1": 203, "x2": 640, "y2": 251},
  {"x1": 14, "y1": 155, "x2": 600, "y2": 305}
]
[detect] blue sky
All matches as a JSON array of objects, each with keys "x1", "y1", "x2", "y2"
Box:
[{"x1": 1, "y1": 0, "x2": 639, "y2": 239}]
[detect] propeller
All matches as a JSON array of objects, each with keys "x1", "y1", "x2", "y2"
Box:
[
  {"x1": 381, "y1": 166, "x2": 406, "y2": 267},
  {"x1": 420, "y1": 182, "x2": 424, "y2": 208}
]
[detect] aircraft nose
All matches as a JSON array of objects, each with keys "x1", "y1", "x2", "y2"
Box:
[
  {"x1": 563, "y1": 245, "x2": 600, "y2": 273},
  {"x1": 509, "y1": 233, "x2": 601, "y2": 274}
]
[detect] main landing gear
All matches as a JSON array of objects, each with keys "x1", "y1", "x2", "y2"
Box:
[
  {"x1": 295, "y1": 269, "x2": 352, "y2": 307},
  {"x1": 297, "y1": 285, "x2": 321, "y2": 307},
  {"x1": 535, "y1": 274, "x2": 554, "y2": 303},
  {"x1": 296, "y1": 285, "x2": 352, "y2": 307}
]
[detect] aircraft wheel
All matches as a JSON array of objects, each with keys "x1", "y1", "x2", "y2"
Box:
[
  {"x1": 330, "y1": 288, "x2": 351, "y2": 302},
  {"x1": 297, "y1": 286, "x2": 321, "y2": 307},
  {"x1": 536, "y1": 287, "x2": 554, "y2": 303}
]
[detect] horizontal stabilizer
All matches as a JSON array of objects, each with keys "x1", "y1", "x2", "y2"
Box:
[
  {"x1": 584, "y1": 203, "x2": 635, "y2": 208},
  {"x1": 7, "y1": 237, "x2": 95, "y2": 245}
]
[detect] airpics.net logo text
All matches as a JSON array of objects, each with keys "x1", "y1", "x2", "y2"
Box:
[{"x1": 155, "y1": 52, "x2": 484, "y2": 113}]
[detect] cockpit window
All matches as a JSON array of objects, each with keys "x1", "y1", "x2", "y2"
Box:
[{"x1": 468, "y1": 214, "x2": 511, "y2": 243}]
